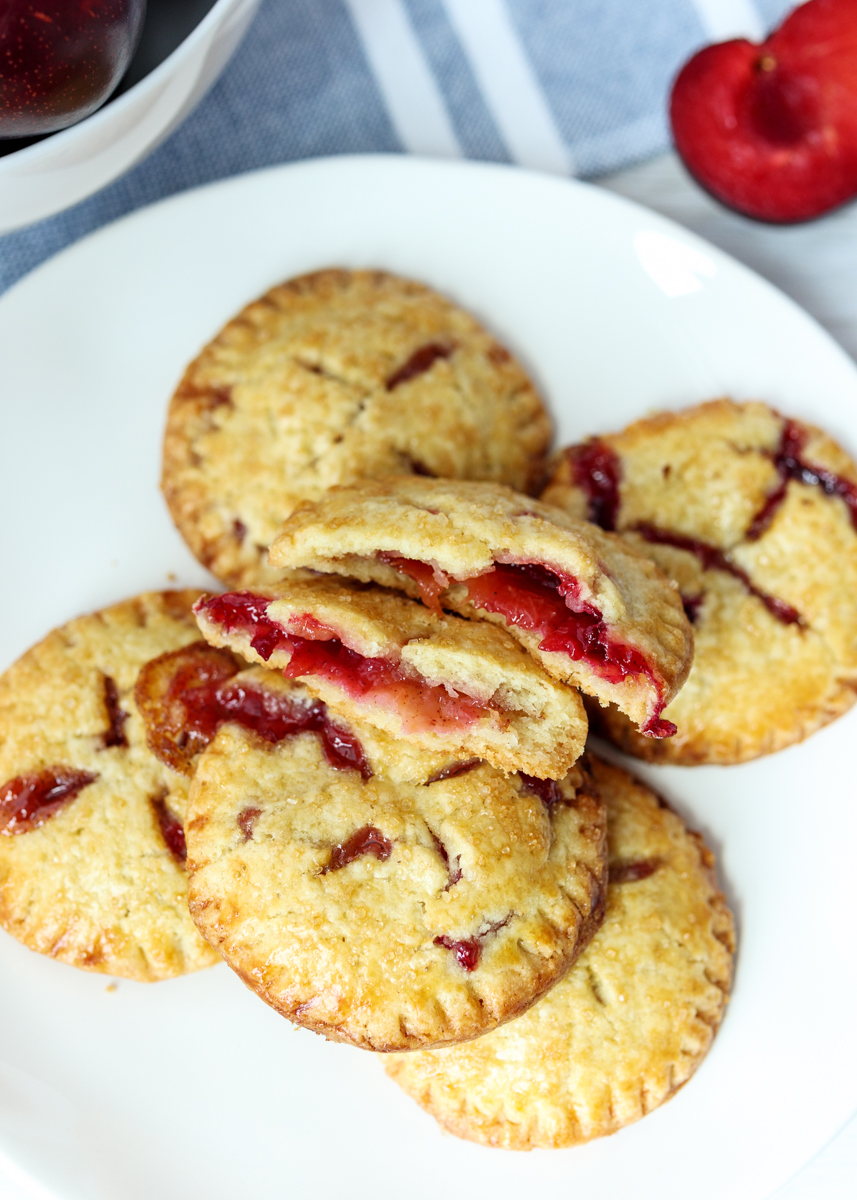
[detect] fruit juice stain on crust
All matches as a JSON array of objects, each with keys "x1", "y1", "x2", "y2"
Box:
[
  {"x1": 138, "y1": 641, "x2": 372, "y2": 779},
  {"x1": 0, "y1": 767, "x2": 98, "y2": 834}
]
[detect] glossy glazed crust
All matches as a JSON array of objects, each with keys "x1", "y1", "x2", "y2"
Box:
[
  {"x1": 542, "y1": 399, "x2": 857, "y2": 763},
  {"x1": 0, "y1": 592, "x2": 220, "y2": 981},
  {"x1": 385, "y1": 757, "x2": 735, "y2": 1149},
  {"x1": 195, "y1": 576, "x2": 587, "y2": 779},
  {"x1": 268, "y1": 476, "x2": 693, "y2": 731},
  {"x1": 185, "y1": 693, "x2": 607, "y2": 1052},
  {"x1": 161, "y1": 269, "x2": 551, "y2": 588}
]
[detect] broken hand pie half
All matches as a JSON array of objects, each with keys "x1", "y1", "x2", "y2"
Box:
[
  {"x1": 268, "y1": 477, "x2": 693, "y2": 738},
  {"x1": 194, "y1": 575, "x2": 588, "y2": 779}
]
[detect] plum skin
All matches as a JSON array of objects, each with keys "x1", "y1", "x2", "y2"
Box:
[{"x1": 0, "y1": 0, "x2": 147, "y2": 138}]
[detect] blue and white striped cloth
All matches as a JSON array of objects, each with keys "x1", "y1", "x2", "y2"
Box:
[{"x1": 0, "y1": 0, "x2": 793, "y2": 295}]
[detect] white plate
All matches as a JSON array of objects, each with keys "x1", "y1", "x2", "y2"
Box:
[{"x1": 0, "y1": 156, "x2": 856, "y2": 1200}]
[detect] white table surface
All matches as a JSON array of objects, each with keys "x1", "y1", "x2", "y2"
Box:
[{"x1": 1, "y1": 153, "x2": 855, "y2": 1199}]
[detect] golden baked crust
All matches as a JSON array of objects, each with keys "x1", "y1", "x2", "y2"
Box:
[
  {"x1": 0, "y1": 592, "x2": 221, "y2": 981},
  {"x1": 542, "y1": 399, "x2": 857, "y2": 763},
  {"x1": 185, "y1": 683, "x2": 606, "y2": 1052},
  {"x1": 268, "y1": 476, "x2": 693, "y2": 734},
  {"x1": 161, "y1": 269, "x2": 551, "y2": 588},
  {"x1": 195, "y1": 576, "x2": 588, "y2": 779},
  {"x1": 385, "y1": 757, "x2": 735, "y2": 1149}
]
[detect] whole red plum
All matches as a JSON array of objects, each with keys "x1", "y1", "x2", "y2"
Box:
[
  {"x1": 0, "y1": 0, "x2": 146, "y2": 138},
  {"x1": 670, "y1": 0, "x2": 857, "y2": 223}
]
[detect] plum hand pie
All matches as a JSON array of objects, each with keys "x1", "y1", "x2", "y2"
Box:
[
  {"x1": 385, "y1": 757, "x2": 735, "y2": 1149},
  {"x1": 542, "y1": 399, "x2": 857, "y2": 763},
  {"x1": 184, "y1": 672, "x2": 607, "y2": 1052},
  {"x1": 0, "y1": 592, "x2": 220, "y2": 982},
  {"x1": 267, "y1": 477, "x2": 693, "y2": 738},
  {"x1": 161, "y1": 269, "x2": 551, "y2": 588},
  {"x1": 194, "y1": 576, "x2": 588, "y2": 779}
]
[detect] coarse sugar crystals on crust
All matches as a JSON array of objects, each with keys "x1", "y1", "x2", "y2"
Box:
[
  {"x1": 185, "y1": 684, "x2": 607, "y2": 1052},
  {"x1": 542, "y1": 398, "x2": 857, "y2": 763},
  {"x1": 0, "y1": 592, "x2": 221, "y2": 981},
  {"x1": 194, "y1": 575, "x2": 588, "y2": 779},
  {"x1": 268, "y1": 476, "x2": 693, "y2": 738},
  {"x1": 384, "y1": 757, "x2": 735, "y2": 1149},
  {"x1": 161, "y1": 268, "x2": 551, "y2": 588}
]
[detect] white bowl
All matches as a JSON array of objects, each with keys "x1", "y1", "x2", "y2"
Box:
[{"x1": 0, "y1": 0, "x2": 262, "y2": 234}]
